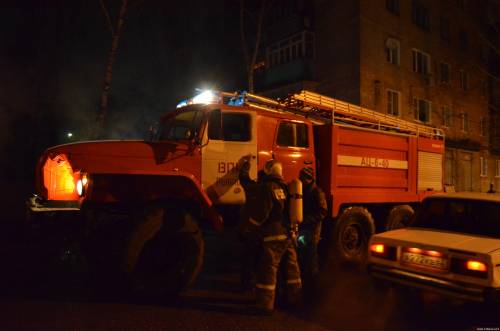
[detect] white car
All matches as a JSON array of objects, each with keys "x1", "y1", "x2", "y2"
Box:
[{"x1": 368, "y1": 192, "x2": 500, "y2": 303}]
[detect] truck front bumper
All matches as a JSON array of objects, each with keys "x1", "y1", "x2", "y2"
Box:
[
  {"x1": 26, "y1": 195, "x2": 81, "y2": 213},
  {"x1": 368, "y1": 263, "x2": 500, "y2": 303}
]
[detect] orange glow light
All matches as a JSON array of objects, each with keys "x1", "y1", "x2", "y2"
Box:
[
  {"x1": 370, "y1": 244, "x2": 385, "y2": 254},
  {"x1": 407, "y1": 247, "x2": 423, "y2": 254},
  {"x1": 426, "y1": 250, "x2": 442, "y2": 257},
  {"x1": 43, "y1": 154, "x2": 78, "y2": 200},
  {"x1": 466, "y1": 260, "x2": 487, "y2": 272}
]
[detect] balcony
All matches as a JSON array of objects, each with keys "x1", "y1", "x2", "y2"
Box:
[{"x1": 260, "y1": 58, "x2": 315, "y2": 90}]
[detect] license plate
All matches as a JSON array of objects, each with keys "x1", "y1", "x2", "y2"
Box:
[{"x1": 401, "y1": 252, "x2": 448, "y2": 270}]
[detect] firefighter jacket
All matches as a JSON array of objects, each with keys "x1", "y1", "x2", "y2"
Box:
[
  {"x1": 238, "y1": 165, "x2": 290, "y2": 242},
  {"x1": 258, "y1": 175, "x2": 290, "y2": 241},
  {"x1": 238, "y1": 166, "x2": 270, "y2": 240},
  {"x1": 300, "y1": 182, "x2": 327, "y2": 242}
]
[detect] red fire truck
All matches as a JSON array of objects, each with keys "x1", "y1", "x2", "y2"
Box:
[{"x1": 26, "y1": 90, "x2": 444, "y2": 294}]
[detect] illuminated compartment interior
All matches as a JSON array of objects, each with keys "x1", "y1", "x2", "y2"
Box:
[{"x1": 43, "y1": 154, "x2": 78, "y2": 200}]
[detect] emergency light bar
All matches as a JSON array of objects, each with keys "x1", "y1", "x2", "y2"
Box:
[{"x1": 176, "y1": 90, "x2": 221, "y2": 108}]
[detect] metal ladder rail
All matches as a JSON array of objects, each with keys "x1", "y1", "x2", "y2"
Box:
[{"x1": 292, "y1": 90, "x2": 443, "y2": 139}]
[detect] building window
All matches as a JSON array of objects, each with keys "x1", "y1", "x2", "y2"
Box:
[
  {"x1": 440, "y1": 17, "x2": 450, "y2": 42},
  {"x1": 459, "y1": 70, "x2": 469, "y2": 90},
  {"x1": 481, "y1": 80, "x2": 489, "y2": 98},
  {"x1": 480, "y1": 157, "x2": 487, "y2": 177},
  {"x1": 386, "y1": 0, "x2": 400, "y2": 15},
  {"x1": 440, "y1": 62, "x2": 451, "y2": 84},
  {"x1": 412, "y1": 0, "x2": 430, "y2": 31},
  {"x1": 266, "y1": 31, "x2": 314, "y2": 68},
  {"x1": 459, "y1": 29, "x2": 468, "y2": 51},
  {"x1": 387, "y1": 90, "x2": 400, "y2": 116},
  {"x1": 413, "y1": 98, "x2": 431, "y2": 123},
  {"x1": 412, "y1": 49, "x2": 430, "y2": 74},
  {"x1": 496, "y1": 160, "x2": 500, "y2": 178},
  {"x1": 480, "y1": 117, "x2": 488, "y2": 136},
  {"x1": 443, "y1": 106, "x2": 452, "y2": 127},
  {"x1": 385, "y1": 38, "x2": 400, "y2": 65},
  {"x1": 461, "y1": 112, "x2": 469, "y2": 132},
  {"x1": 479, "y1": 42, "x2": 488, "y2": 62}
]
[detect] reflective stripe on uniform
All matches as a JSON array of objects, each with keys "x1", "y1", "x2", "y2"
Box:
[
  {"x1": 263, "y1": 234, "x2": 288, "y2": 242},
  {"x1": 248, "y1": 217, "x2": 260, "y2": 226},
  {"x1": 286, "y1": 278, "x2": 302, "y2": 285},
  {"x1": 256, "y1": 283, "x2": 276, "y2": 291}
]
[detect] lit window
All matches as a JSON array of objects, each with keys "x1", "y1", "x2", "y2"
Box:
[
  {"x1": 413, "y1": 98, "x2": 431, "y2": 123},
  {"x1": 461, "y1": 112, "x2": 469, "y2": 132},
  {"x1": 412, "y1": 0, "x2": 430, "y2": 31},
  {"x1": 459, "y1": 70, "x2": 469, "y2": 90},
  {"x1": 440, "y1": 62, "x2": 451, "y2": 84},
  {"x1": 385, "y1": 38, "x2": 400, "y2": 65},
  {"x1": 443, "y1": 107, "x2": 452, "y2": 127},
  {"x1": 480, "y1": 117, "x2": 488, "y2": 137},
  {"x1": 387, "y1": 90, "x2": 400, "y2": 116},
  {"x1": 412, "y1": 49, "x2": 430, "y2": 74},
  {"x1": 480, "y1": 157, "x2": 488, "y2": 177}
]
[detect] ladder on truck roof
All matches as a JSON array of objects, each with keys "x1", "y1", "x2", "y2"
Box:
[{"x1": 231, "y1": 90, "x2": 444, "y2": 139}]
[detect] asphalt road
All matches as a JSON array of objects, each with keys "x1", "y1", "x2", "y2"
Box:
[{"x1": 0, "y1": 182, "x2": 498, "y2": 331}]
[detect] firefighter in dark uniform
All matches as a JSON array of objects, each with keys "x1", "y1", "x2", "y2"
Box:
[
  {"x1": 237, "y1": 158, "x2": 267, "y2": 291},
  {"x1": 297, "y1": 167, "x2": 327, "y2": 283},
  {"x1": 239, "y1": 159, "x2": 302, "y2": 314}
]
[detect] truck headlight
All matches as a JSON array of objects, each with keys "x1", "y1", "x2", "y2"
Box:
[{"x1": 76, "y1": 173, "x2": 88, "y2": 197}]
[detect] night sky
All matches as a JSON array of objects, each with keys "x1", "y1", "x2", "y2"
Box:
[{"x1": 0, "y1": 0, "x2": 246, "y2": 179}]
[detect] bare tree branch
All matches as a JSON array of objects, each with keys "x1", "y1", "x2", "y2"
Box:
[
  {"x1": 95, "y1": 0, "x2": 129, "y2": 138},
  {"x1": 240, "y1": 0, "x2": 250, "y2": 76},
  {"x1": 99, "y1": 0, "x2": 114, "y2": 37}
]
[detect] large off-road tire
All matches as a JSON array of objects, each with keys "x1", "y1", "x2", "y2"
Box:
[
  {"x1": 332, "y1": 207, "x2": 375, "y2": 264},
  {"x1": 385, "y1": 205, "x2": 414, "y2": 231},
  {"x1": 124, "y1": 205, "x2": 204, "y2": 297}
]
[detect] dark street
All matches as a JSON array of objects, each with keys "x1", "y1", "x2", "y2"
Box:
[{"x1": 0, "y1": 181, "x2": 498, "y2": 331}]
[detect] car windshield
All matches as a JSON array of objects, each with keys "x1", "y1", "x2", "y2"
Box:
[
  {"x1": 413, "y1": 198, "x2": 500, "y2": 238},
  {"x1": 158, "y1": 110, "x2": 204, "y2": 141}
]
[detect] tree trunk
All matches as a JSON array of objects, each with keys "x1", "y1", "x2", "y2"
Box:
[
  {"x1": 240, "y1": 0, "x2": 266, "y2": 94},
  {"x1": 94, "y1": 0, "x2": 129, "y2": 139}
]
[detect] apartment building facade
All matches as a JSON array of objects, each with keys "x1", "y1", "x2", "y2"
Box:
[{"x1": 256, "y1": 0, "x2": 500, "y2": 192}]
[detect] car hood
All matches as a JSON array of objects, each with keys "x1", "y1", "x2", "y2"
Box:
[{"x1": 374, "y1": 228, "x2": 500, "y2": 254}]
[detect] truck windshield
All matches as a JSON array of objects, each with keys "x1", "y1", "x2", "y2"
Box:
[
  {"x1": 158, "y1": 110, "x2": 204, "y2": 141},
  {"x1": 413, "y1": 198, "x2": 500, "y2": 238}
]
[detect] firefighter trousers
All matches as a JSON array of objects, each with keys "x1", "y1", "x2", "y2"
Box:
[{"x1": 255, "y1": 238, "x2": 302, "y2": 311}]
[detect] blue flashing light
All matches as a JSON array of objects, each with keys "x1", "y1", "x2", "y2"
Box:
[{"x1": 176, "y1": 99, "x2": 188, "y2": 108}]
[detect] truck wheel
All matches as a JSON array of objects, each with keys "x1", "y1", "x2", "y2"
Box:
[
  {"x1": 124, "y1": 205, "x2": 204, "y2": 297},
  {"x1": 385, "y1": 205, "x2": 414, "y2": 231},
  {"x1": 332, "y1": 207, "x2": 375, "y2": 263}
]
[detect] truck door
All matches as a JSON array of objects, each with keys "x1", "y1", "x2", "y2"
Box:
[
  {"x1": 202, "y1": 108, "x2": 258, "y2": 204},
  {"x1": 272, "y1": 120, "x2": 315, "y2": 182}
]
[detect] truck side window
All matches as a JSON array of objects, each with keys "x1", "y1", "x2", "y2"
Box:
[
  {"x1": 277, "y1": 122, "x2": 309, "y2": 148},
  {"x1": 222, "y1": 113, "x2": 251, "y2": 141},
  {"x1": 208, "y1": 109, "x2": 223, "y2": 140}
]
